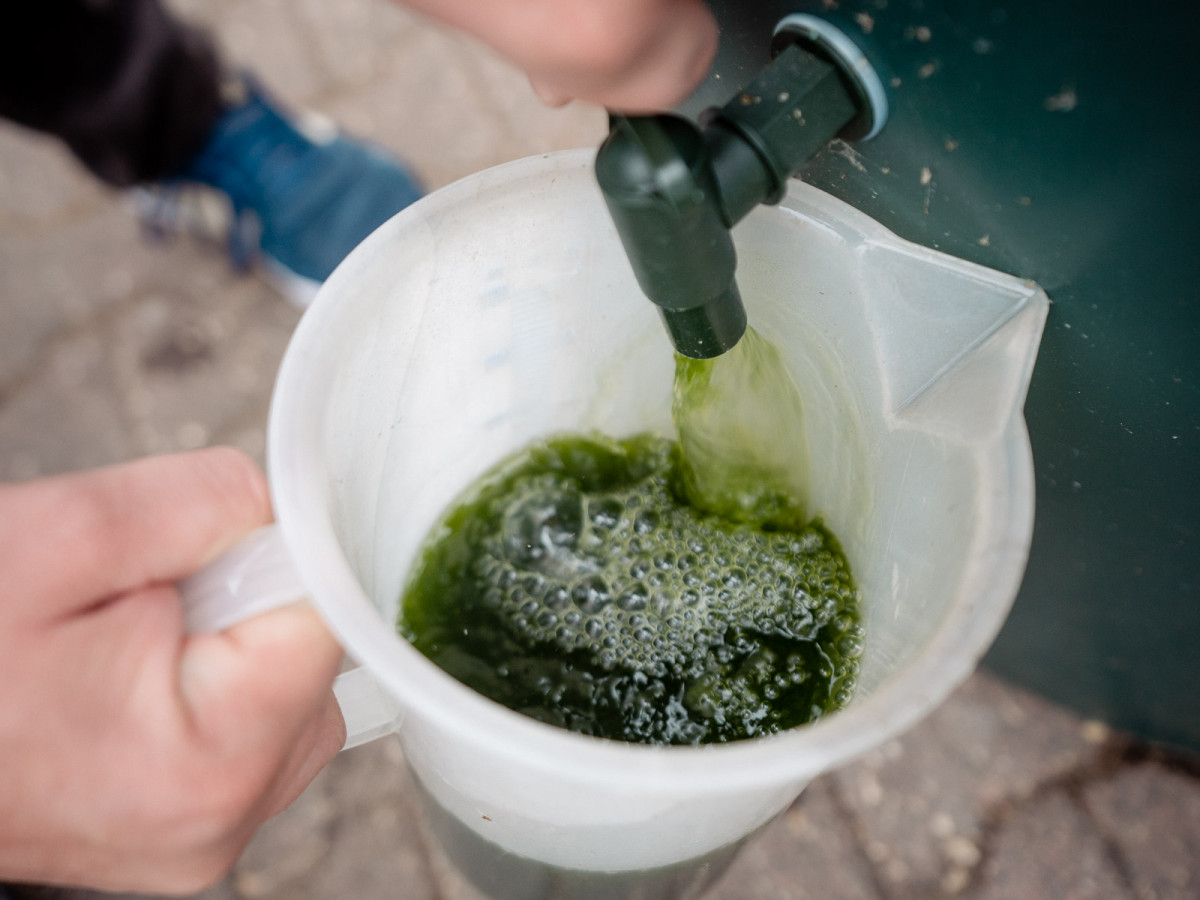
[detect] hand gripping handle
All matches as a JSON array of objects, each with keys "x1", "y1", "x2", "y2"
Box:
[{"x1": 178, "y1": 525, "x2": 398, "y2": 749}]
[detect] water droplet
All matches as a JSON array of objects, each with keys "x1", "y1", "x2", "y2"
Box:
[
  {"x1": 545, "y1": 586, "x2": 569, "y2": 610},
  {"x1": 502, "y1": 486, "x2": 583, "y2": 567},
  {"x1": 589, "y1": 497, "x2": 623, "y2": 530},
  {"x1": 837, "y1": 635, "x2": 865, "y2": 658},
  {"x1": 571, "y1": 575, "x2": 612, "y2": 613},
  {"x1": 634, "y1": 510, "x2": 660, "y2": 535},
  {"x1": 617, "y1": 584, "x2": 648, "y2": 611}
]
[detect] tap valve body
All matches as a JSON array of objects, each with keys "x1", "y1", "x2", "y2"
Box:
[{"x1": 596, "y1": 21, "x2": 886, "y2": 358}]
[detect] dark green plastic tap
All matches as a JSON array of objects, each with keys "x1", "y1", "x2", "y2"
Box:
[{"x1": 596, "y1": 28, "x2": 884, "y2": 358}]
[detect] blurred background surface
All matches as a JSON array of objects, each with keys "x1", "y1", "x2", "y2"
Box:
[{"x1": 0, "y1": 1, "x2": 1196, "y2": 898}]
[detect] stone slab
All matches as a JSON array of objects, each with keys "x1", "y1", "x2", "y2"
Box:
[
  {"x1": 1084, "y1": 761, "x2": 1200, "y2": 900},
  {"x1": 831, "y1": 670, "x2": 1104, "y2": 897},
  {"x1": 970, "y1": 791, "x2": 1130, "y2": 900},
  {"x1": 706, "y1": 777, "x2": 884, "y2": 900}
]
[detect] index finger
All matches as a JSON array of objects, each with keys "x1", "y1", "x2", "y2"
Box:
[
  {"x1": 0, "y1": 448, "x2": 272, "y2": 618},
  {"x1": 401, "y1": 0, "x2": 718, "y2": 111}
]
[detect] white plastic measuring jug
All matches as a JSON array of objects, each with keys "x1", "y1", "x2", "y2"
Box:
[{"x1": 183, "y1": 149, "x2": 1048, "y2": 877}]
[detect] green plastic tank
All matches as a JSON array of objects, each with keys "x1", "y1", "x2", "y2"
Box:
[{"x1": 679, "y1": 0, "x2": 1200, "y2": 750}]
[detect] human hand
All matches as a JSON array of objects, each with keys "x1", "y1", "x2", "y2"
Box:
[
  {"x1": 399, "y1": 0, "x2": 719, "y2": 111},
  {"x1": 0, "y1": 448, "x2": 345, "y2": 893}
]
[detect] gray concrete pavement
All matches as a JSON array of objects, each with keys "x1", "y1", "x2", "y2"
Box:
[{"x1": 1, "y1": 2, "x2": 1197, "y2": 898}]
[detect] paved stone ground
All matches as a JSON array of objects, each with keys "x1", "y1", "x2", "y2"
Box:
[{"x1": 2, "y1": 2, "x2": 1198, "y2": 899}]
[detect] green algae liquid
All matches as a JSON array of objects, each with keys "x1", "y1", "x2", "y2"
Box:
[{"x1": 399, "y1": 329, "x2": 863, "y2": 745}]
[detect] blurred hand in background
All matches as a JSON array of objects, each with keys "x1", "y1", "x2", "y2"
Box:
[{"x1": 401, "y1": 0, "x2": 719, "y2": 110}]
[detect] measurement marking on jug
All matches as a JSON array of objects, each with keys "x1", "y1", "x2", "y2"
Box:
[{"x1": 484, "y1": 350, "x2": 511, "y2": 371}]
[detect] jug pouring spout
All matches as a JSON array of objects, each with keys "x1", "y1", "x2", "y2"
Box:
[{"x1": 856, "y1": 238, "x2": 1050, "y2": 429}]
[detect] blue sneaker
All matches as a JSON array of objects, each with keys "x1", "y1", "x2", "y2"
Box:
[{"x1": 142, "y1": 77, "x2": 423, "y2": 305}]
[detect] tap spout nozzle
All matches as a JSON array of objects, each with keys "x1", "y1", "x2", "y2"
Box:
[{"x1": 659, "y1": 283, "x2": 747, "y2": 360}]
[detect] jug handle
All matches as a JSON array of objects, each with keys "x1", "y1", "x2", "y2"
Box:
[{"x1": 178, "y1": 525, "x2": 398, "y2": 750}]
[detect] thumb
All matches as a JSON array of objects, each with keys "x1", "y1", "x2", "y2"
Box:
[{"x1": 179, "y1": 605, "x2": 346, "y2": 756}]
